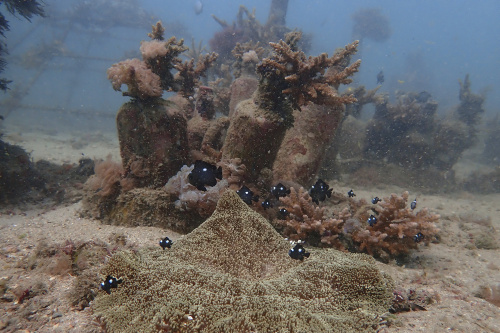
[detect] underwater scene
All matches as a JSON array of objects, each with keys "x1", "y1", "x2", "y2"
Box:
[{"x1": 0, "y1": 0, "x2": 499, "y2": 332}]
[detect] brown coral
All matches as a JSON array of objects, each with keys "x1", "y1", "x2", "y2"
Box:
[
  {"x1": 351, "y1": 191, "x2": 440, "y2": 257},
  {"x1": 107, "y1": 58, "x2": 162, "y2": 99},
  {"x1": 256, "y1": 39, "x2": 360, "y2": 114},
  {"x1": 275, "y1": 189, "x2": 439, "y2": 259},
  {"x1": 277, "y1": 187, "x2": 345, "y2": 249},
  {"x1": 174, "y1": 52, "x2": 218, "y2": 97},
  {"x1": 140, "y1": 36, "x2": 188, "y2": 92},
  {"x1": 92, "y1": 190, "x2": 393, "y2": 333}
]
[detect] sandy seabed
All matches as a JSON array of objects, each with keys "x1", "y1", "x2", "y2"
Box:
[{"x1": 0, "y1": 128, "x2": 499, "y2": 333}]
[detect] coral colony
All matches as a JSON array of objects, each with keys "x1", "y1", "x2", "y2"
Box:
[{"x1": 86, "y1": 4, "x2": 446, "y2": 331}]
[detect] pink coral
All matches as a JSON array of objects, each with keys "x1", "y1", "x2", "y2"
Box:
[{"x1": 107, "y1": 58, "x2": 162, "y2": 99}]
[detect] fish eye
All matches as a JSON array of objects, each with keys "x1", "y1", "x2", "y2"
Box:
[{"x1": 202, "y1": 168, "x2": 207, "y2": 172}]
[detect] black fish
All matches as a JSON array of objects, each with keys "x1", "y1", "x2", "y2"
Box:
[
  {"x1": 310, "y1": 179, "x2": 332, "y2": 204},
  {"x1": 367, "y1": 214, "x2": 377, "y2": 227},
  {"x1": 188, "y1": 160, "x2": 222, "y2": 191},
  {"x1": 100, "y1": 275, "x2": 122, "y2": 294},
  {"x1": 261, "y1": 199, "x2": 273, "y2": 210},
  {"x1": 277, "y1": 208, "x2": 289, "y2": 219},
  {"x1": 414, "y1": 232, "x2": 424, "y2": 243},
  {"x1": 237, "y1": 185, "x2": 259, "y2": 205},
  {"x1": 347, "y1": 189, "x2": 356, "y2": 198},
  {"x1": 271, "y1": 183, "x2": 290, "y2": 199},
  {"x1": 289, "y1": 244, "x2": 310, "y2": 260},
  {"x1": 159, "y1": 237, "x2": 173, "y2": 250},
  {"x1": 372, "y1": 196, "x2": 382, "y2": 204},
  {"x1": 410, "y1": 198, "x2": 417, "y2": 210},
  {"x1": 377, "y1": 70, "x2": 384, "y2": 84}
]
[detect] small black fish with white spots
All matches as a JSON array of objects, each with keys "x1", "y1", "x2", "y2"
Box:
[
  {"x1": 100, "y1": 275, "x2": 122, "y2": 294},
  {"x1": 410, "y1": 198, "x2": 417, "y2": 210},
  {"x1": 188, "y1": 160, "x2": 222, "y2": 191},
  {"x1": 310, "y1": 179, "x2": 332, "y2": 204},
  {"x1": 261, "y1": 198, "x2": 273, "y2": 210},
  {"x1": 237, "y1": 185, "x2": 259, "y2": 205},
  {"x1": 159, "y1": 237, "x2": 173, "y2": 250},
  {"x1": 372, "y1": 196, "x2": 382, "y2": 204},
  {"x1": 347, "y1": 189, "x2": 356, "y2": 198},
  {"x1": 367, "y1": 215, "x2": 377, "y2": 227},
  {"x1": 277, "y1": 208, "x2": 289, "y2": 219},
  {"x1": 414, "y1": 232, "x2": 424, "y2": 243},
  {"x1": 271, "y1": 183, "x2": 290, "y2": 199},
  {"x1": 288, "y1": 244, "x2": 310, "y2": 260}
]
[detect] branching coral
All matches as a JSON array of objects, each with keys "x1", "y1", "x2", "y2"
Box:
[
  {"x1": 107, "y1": 58, "x2": 163, "y2": 99},
  {"x1": 148, "y1": 21, "x2": 165, "y2": 40},
  {"x1": 174, "y1": 52, "x2": 218, "y2": 97},
  {"x1": 275, "y1": 189, "x2": 439, "y2": 259},
  {"x1": 231, "y1": 41, "x2": 265, "y2": 78},
  {"x1": 140, "y1": 36, "x2": 187, "y2": 92},
  {"x1": 352, "y1": 191, "x2": 440, "y2": 257},
  {"x1": 277, "y1": 187, "x2": 345, "y2": 249},
  {"x1": 256, "y1": 39, "x2": 360, "y2": 116}
]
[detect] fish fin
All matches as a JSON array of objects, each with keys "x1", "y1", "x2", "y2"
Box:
[{"x1": 216, "y1": 166, "x2": 223, "y2": 180}]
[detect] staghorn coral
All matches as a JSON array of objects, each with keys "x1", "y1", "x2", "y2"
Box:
[
  {"x1": 140, "y1": 36, "x2": 188, "y2": 92},
  {"x1": 174, "y1": 52, "x2": 218, "y2": 98},
  {"x1": 270, "y1": 41, "x2": 361, "y2": 186},
  {"x1": 92, "y1": 190, "x2": 393, "y2": 333},
  {"x1": 231, "y1": 41, "x2": 265, "y2": 78},
  {"x1": 277, "y1": 187, "x2": 345, "y2": 249},
  {"x1": 351, "y1": 191, "x2": 440, "y2": 258},
  {"x1": 148, "y1": 20, "x2": 165, "y2": 40},
  {"x1": 256, "y1": 39, "x2": 360, "y2": 116},
  {"x1": 222, "y1": 38, "x2": 360, "y2": 184},
  {"x1": 107, "y1": 58, "x2": 162, "y2": 99},
  {"x1": 275, "y1": 189, "x2": 439, "y2": 259}
]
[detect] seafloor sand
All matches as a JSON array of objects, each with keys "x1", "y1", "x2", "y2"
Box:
[{"x1": 0, "y1": 129, "x2": 499, "y2": 332}]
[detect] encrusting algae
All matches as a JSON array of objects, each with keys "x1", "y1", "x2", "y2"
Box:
[{"x1": 93, "y1": 190, "x2": 393, "y2": 332}]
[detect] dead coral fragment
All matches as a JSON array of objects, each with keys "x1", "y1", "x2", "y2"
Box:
[
  {"x1": 256, "y1": 39, "x2": 360, "y2": 113},
  {"x1": 107, "y1": 58, "x2": 162, "y2": 99},
  {"x1": 93, "y1": 191, "x2": 393, "y2": 333}
]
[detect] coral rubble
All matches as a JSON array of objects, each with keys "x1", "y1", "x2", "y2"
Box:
[{"x1": 93, "y1": 191, "x2": 393, "y2": 333}]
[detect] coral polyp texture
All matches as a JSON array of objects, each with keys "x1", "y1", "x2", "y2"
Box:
[{"x1": 92, "y1": 191, "x2": 393, "y2": 333}]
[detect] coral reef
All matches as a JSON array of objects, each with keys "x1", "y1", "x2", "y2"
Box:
[
  {"x1": 222, "y1": 37, "x2": 360, "y2": 183},
  {"x1": 92, "y1": 190, "x2": 393, "y2": 333},
  {"x1": 276, "y1": 189, "x2": 439, "y2": 260}
]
